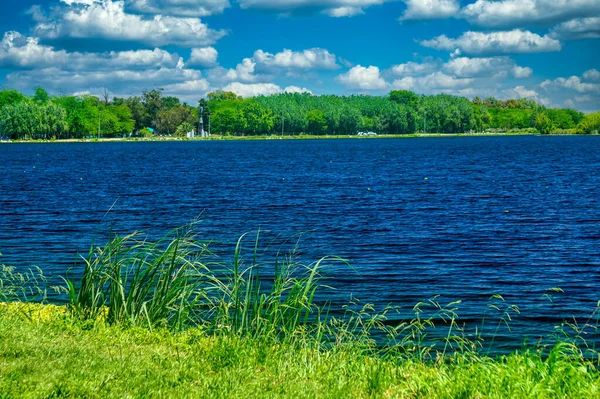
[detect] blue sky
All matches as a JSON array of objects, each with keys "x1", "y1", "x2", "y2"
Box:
[{"x1": 0, "y1": 0, "x2": 598, "y2": 110}]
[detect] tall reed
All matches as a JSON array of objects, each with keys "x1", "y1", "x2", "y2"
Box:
[
  {"x1": 61, "y1": 225, "x2": 600, "y2": 363},
  {"x1": 66, "y1": 225, "x2": 209, "y2": 330}
]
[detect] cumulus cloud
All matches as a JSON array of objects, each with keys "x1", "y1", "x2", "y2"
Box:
[
  {"x1": 336, "y1": 65, "x2": 388, "y2": 90},
  {"x1": 35, "y1": 0, "x2": 226, "y2": 47},
  {"x1": 0, "y1": 30, "x2": 211, "y2": 100},
  {"x1": 550, "y1": 17, "x2": 600, "y2": 40},
  {"x1": 223, "y1": 58, "x2": 259, "y2": 82},
  {"x1": 392, "y1": 71, "x2": 473, "y2": 92},
  {"x1": 461, "y1": 0, "x2": 600, "y2": 27},
  {"x1": 505, "y1": 85, "x2": 541, "y2": 100},
  {"x1": 187, "y1": 47, "x2": 218, "y2": 67},
  {"x1": 162, "y1": 79, "x2": 211, "y2": 102},
  {"x1": 444, "y1": 57, "x2": 507, "y2": 78},
  {"x1": 541, "y1": 75, "x2": 600, "y2": 94},
  {"x1": 0, "y1": 31, "x2": 181, "y2": 70},
  {"x1": 399, "y1": 0, "x2": 460, "y2": 21},
  {"x1": 512, "y1": 66, "x2": 533, "y2": 78},
  {"x1": 237, "y1": 0, "x2": 390, "y2": 17},
  {"x1": 583, "y1": 69, "x2": 600, "y2": 82},
  {"x1": 253, "y1": 48, "x2": 339, "y2": 70},
  {"x1": 284, "y1": 86, "x2": 313, "y2": 94},
  {"x1": 540, "y1": 72, "x2": 600, "y2": 111},
  {"x1": 322, "y1": 7, "x2": 364, "y2": 17},
  {"x1": 389, "y1": 61, "x2": 439, "y2": 77},
  {"x1": 420, "y1": 30, "x2": 562, "y2": 55},
  {"x1": 221, "y1": 82, "x2": 283, "y2": 97},
  {"x1": 0, "y1": 31, "x2": 69, "y2": 69},
  {"x1": 126, "y1": 0, "x2": 230, "y2": 17},
  {"x1": 5, "y1": 64, "x2": 201, "y2": 95},
  {"x1": 207, "y1": 47, "x2": 339, "y2": 85}
]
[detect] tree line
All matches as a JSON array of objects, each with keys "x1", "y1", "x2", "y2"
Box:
[{"x1": 0, "y1": 87, "x2": 598, "y2": 140}]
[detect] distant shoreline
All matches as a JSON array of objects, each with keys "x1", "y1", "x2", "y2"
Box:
[{"x1": 3, "y1": 132, "x2": 594, "y2": 144}]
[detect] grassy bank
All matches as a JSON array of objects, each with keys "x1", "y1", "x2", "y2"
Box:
[
  {"x1": 0, "y1": 132, "x2": 546, "y2": 144},
  {"x1": 1, "y1": 227, "x2": 599, "y2": 398},
  {"x1": 1, "y1": 303, "x2": 598, "y2": 398}
]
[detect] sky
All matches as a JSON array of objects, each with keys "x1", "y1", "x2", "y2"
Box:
[{"x1": 0, "y1": 0, "x2": 598, "y2": 111}]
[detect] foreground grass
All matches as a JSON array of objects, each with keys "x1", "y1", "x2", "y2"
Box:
[{"x1": 0, "y1": 304, "x2": 598, "y2": 399}]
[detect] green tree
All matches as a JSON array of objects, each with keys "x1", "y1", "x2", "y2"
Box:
[
  {"x1": 389, "y1": 90, "x2": 420, "y2": 108},
  {"x1": 33, "y1": 87, "x2": 50, "y2": 103},
  {"x1": 534, "y1": 113, "x2": 555, "y2": 134},
  {"x1": 0, "y1": 89, "x2": 25, "y2": 108},
  {"x1": 207, "y1": 90, "x2": 241, "y2": 102},
  {"x1": 242, "y1": 101, "x2": 275, "y2": 134},
  {"x1": 578, "y1": 112, "x2": 600, "y2": 134},
  {"x1": 0, "y1": 100, "x2": 67, "y2": 140},
  {"x1": 212, "y1": 106, "x2": 246, "y2": 135},
  {"x1": 306, "y1": 109, "x2": 328, "y2": 134},
  {"x1": 156, "y1": 104, "x2": 194, "y2": 135},
  {"x1": 175, "y1": 122, "x2": 195, "y2": 137},
  {"x1": 141, "y1": 88, "x2": 164, "y2": 129}
]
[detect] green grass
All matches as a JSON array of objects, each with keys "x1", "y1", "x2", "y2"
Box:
[
  {"x1": 0, "y1": 304, "x2": 598, "y2": 398},
  {"x1": 1, "y1": 227, "x2": 599, "y2": 398}
]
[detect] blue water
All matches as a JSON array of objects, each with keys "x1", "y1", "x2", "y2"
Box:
[{"x1": 1, "y1": 137, "x2": 599, "y2": 348}]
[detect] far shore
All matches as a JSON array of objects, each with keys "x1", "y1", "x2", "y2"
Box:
[{"x1": 3, "y1": 131, "x2": 595, "y2": 144}]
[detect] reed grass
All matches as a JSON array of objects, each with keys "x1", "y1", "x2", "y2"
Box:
[{"x1": 1, "y1": 226, "x2": 599, "y2": 397}]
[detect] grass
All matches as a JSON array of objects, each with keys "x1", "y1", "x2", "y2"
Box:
[
  {"x1": 0, "y1": 131, "x2": 542, "y2": 144},
  {"x1": 0, "y1": 303, "x2": 598, "y2": 398},
  {"x1": 1, "y1": 226, "x2": 599, "y2": 398}
]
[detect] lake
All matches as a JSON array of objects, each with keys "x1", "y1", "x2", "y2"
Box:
[{"x1": 1, "y1": 136, "x2": 599, "y2": 349}]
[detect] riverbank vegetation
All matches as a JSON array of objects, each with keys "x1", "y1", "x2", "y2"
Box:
[
  {"x1": 1, "y1": 87, "x2": 598, "y2": 140},
  {"x1": 1, "y1": 226, "x2": 599, "y2": 397}
]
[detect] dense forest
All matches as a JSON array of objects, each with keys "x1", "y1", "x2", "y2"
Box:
[{"x1": 0, "y1": 87, "x2": 598, "y2": 140}]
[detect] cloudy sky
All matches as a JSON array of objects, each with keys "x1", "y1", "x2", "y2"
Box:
[{"x1": 1, "y1": 0, "x2": 598, "y2": 110}]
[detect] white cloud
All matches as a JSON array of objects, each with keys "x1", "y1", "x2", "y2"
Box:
[
  {"x1": 461, "y1": 0, "x2": 600, "y2": 27},
  {"x1": 253, "y1": 48, "x2": 338, "y2": 70},
  {"x1": 541, "y1": 75, "x2": 600, "y2": 94},
  {"x1": 387, "y1": 56, "x2": 533, "y2": 83},
  {"x1": 225, "y1": 58, "x2": 258, "y2": 82},
  {"x1": 35, "y1": 0, "x2": 226, "y2": 47},
  {"x1": 60, "y1": 0, "x2": 96, "y2": 4},
  {"x1": 441, "y1": 56, "x2": 532, "y2": 79},
  {"x1": 187, "y1": 47, "x2": 218, "y2": 67},
  {"x1": 207, "y1": 47, "x2": 339, "y2": 84},
  {"x1": 443, "y1": 56, "x2": 511, "y2": 78},
  {"x1": 389, "y1": 61, "x2": 439, "y2": 77},
  {"x1": 162, "y1": 79, "x2": 211, "y2": 102},
  {"x1": 237, "y1": 0, "x2": 390, "y2": 17},
  {"x1": 322, "y1": 7, "x2": 364, "y2": 17},
  {"x1": 284, "y1": 86, "x2": 313, "y2": 94},
  {"x1": 0, "y1": 31, "x2": 68, "y2": 68},
  {"x1": 5, "y1": 65, "x2": 201, "y2": 94},
  {"x1": 221, "y1": 82, "x2": 282, "y2": 97},
  {"x1": 550, "y1": 17, "x2": 600, "y2": 40},
  {"x1": 126, "y1": 0, "x2": 230, "y2": 17},
  {"x1": 392, "y1": 71, "x2": 473, "y2": 92},
  {"x1": 0, "y1": 31, "x2": 180, "y2": 70},
  {"x1": 1, "y1": 30, "x2": 208, "y2": 100},
  {"x1": 163, "y1": 79, "x2": 210, "y2": 93},
  {"x1": 336, "y1": 65, "x2": 388, "y2": 90},
  {"x1": 420, "y1": 30, "x2": 562, "y2": 55},
  {"x1": 583, "y1": 69, "x2": 600, "y2": 82},
  {"x1": 399, "y1": 0, "x2": 460, "y2": 21},
  {"x1": 540, "y1": 72, "x2": 600, "y2": 111},
  {"x1": 506, "y1": 85, "x2": 540, "y2": 100},
  {"x1": 512, "y1": 66, "x2": 533, "y2": 79}
]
